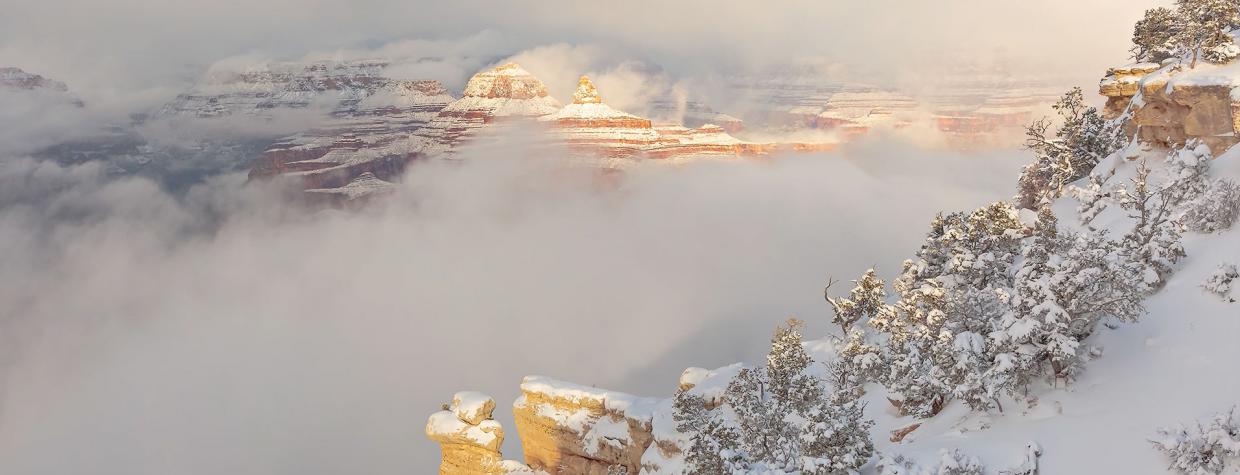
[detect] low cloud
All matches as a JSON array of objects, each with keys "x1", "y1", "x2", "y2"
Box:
[{"x1": 0, "y1": 134, "x2": 1023, "y2": 473}]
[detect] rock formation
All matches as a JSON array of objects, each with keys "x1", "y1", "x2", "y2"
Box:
[
  {"x1": 1100, "y1": 62, "x2": 1240, "y2": 155},
  {"x1": 1099, "y1": 63, "x2": 1162, "y2": 119},
  {"x1": 157, "y1": 60, "x2": 400, "y2": 119},
  {"x1": 539, "y1": 76, "x2": 659, "y2": 158},
  {"x1": 247, "y1": 79, "x2": 454, "y2": 189},
  {"x1": 513, "y1": 376, "x2": 660, "y2": 475},
  {"x1": 811, "y1": 88, "x2": 922, "y2": 136},
  {"x1": 425, "y1": 367, "x2": 749, "y2": 475},
  {"x1": 426, "y1": 391, "x2": 528, "y2": 475},
  {"x1": 249, "y1": 63, "x2": 869, "y2": 200}
]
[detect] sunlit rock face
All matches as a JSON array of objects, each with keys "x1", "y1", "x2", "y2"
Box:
[
  {"x1": 424, "y1": 368, "x2": 748, "y2": 475},
  {"x1": 1099, "y1": 63, "x2": 1162, "y2": 119},
  {"x1": 539, "y1": 76, "x2": 659, "y2": 159},
  {"x1": 426, "y1": 392, "x2": 511, "y2": 475},
  {"x1": 1102, "y1": 63, "x2": 1240, "y2": 155},
  {"x1": 512, "y1": 376, "x2": 659, "y2": 475}
]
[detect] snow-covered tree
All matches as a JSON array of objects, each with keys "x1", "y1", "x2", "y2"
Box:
[
  {"x1": 1174, "y1": 0, "x2": 1240, "y2": 67},
  {"x1": 1118, "y1": 161, "x2": 1190, "y2": 291},
  {"x1": 1181, "y1": 178, "x2": 1240, "y2": 233},
  {"x1": 826, "y1": 269, "x2": 892, "y2": 335},
  {"x1": 1017, "y1": 88, "x2": 1125, "y2": 209},
  {"x1": 936, "y1": 449, "x2": 985, "y2": 475},
  {"x1": 828, "y1": 326, "x2": 884, "y2": 392},
  {"x1": 873, "y1": 449, "x2": 984, "y2": 475},
  {"x1": 1133, "y1": 7, "x2": 1183, "y2": 63},
  {"x1": 676, "y1": 321, "x2": 873, "y2": 474},
  {"x1": 1151, "y1": 407, "x2": 1240, "y2": 474},
  {"x1": 825, "y1": 269, "x2": 892, "y2": 390}
]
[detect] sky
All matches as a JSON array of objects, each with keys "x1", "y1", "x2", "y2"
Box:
[
  {"x1": 1, "y1": 0, "x2": 1160, "y2": 111},
  {"x1": 0, "y1": 0, "x2": 1171, "y2": 472}
]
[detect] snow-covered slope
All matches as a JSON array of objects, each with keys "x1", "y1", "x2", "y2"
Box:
[
  {"x1": 847, "y1": 145, "x2": 1240, "y2": 474},
  {"x1": 422, "y1": 57, "x2": 1240, "y2": 475}
]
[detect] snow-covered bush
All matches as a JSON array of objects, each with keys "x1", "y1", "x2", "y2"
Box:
[
  {"x1": 1182, "y1": 179, "x2": 1240, "y2": 234},
  {"x1": 1151, "y1": 407, "x2": 1240, "y2": 474},
  {"x1": 673, "y1": 320, "x2": 874, "y2": 474},
  {"x1": 1202, "y1": 263, "x2": 1238, "y2": 302},
  {"x1": 935, "y1": 449, "x2": 985, "y2": 475},
  {"x1": 873, "y1": 449, "x2": 983, "y2": 475}
]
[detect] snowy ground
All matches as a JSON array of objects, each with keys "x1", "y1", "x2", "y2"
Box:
[{"x1": 845, "y1": 146, "x2": 1240, "y2": 473}]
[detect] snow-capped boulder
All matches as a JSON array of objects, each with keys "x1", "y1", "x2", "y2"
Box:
[
  {"x1": 512, "y1": 375, "x2": 659, "y2": 475},
  {"x1": 426, "y1": 391, "x2": 513, "y2": 475}
]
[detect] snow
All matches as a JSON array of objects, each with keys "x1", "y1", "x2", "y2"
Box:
[
  {"x1": 441, "y1": 95, "x2": 562, "y2": 118},
  {"x1": 829, "y1": 142, "x2": 1240, "y2": 473},
  {"x1": 518, "y1": 375, "x2": 661, "y2": 420},
  {"x1": 425, "y1": 410, "x2": 502, "y2": 447},
  {"x1": 540, "y1": 102, "x2": 643, "y2": 121}
]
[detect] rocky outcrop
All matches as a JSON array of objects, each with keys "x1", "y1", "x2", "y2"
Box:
[
  {"x1": 1101, "y1": 63, "x2": 1240, "y2": 155},
  {"x1": 513, "y1": 376, "x2": 660, "y2": 475},
  {"x1": 424, "y1": 367, "x2": 752, "y2": 474},
  {"x1": 426, "y1": 392, "x2": 522, "y2": 475},
  {"x1": 1099, "y1": 63, "x2": 1162, "y2": 119}
]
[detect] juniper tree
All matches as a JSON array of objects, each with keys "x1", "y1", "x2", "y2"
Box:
[
  {"x1": 1017, "y1": 88, "x2": 1124, "y2": 209},
  {"x1": 1174, "y1": 0, "x2": 1240, "y2": 68},
  {"x1": 677, "y1": 321, "x2": 874, "y2": 474},
  {"x1": 826, "y1": 269, "x2": 892, "y2": 335},
  {"x1": 825, "y1": 269, "x2": 892, "y2": 390},
  {"x1": 1133, "y1": 7, "x2": 1183, "y2": 63}
]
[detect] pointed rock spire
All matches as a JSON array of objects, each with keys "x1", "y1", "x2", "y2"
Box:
[{"x1": 572, "y1": 75, "x2": 602, "y2": 104}]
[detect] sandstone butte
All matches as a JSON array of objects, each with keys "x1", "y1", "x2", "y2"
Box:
[{"x1": 427, "y1": 61, "x2": 1240, "y2": 474}]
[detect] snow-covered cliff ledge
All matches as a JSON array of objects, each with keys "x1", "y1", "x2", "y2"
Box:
[{"x1": 1101, "y1": 60, "x2": 1240, "y2": 155}]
